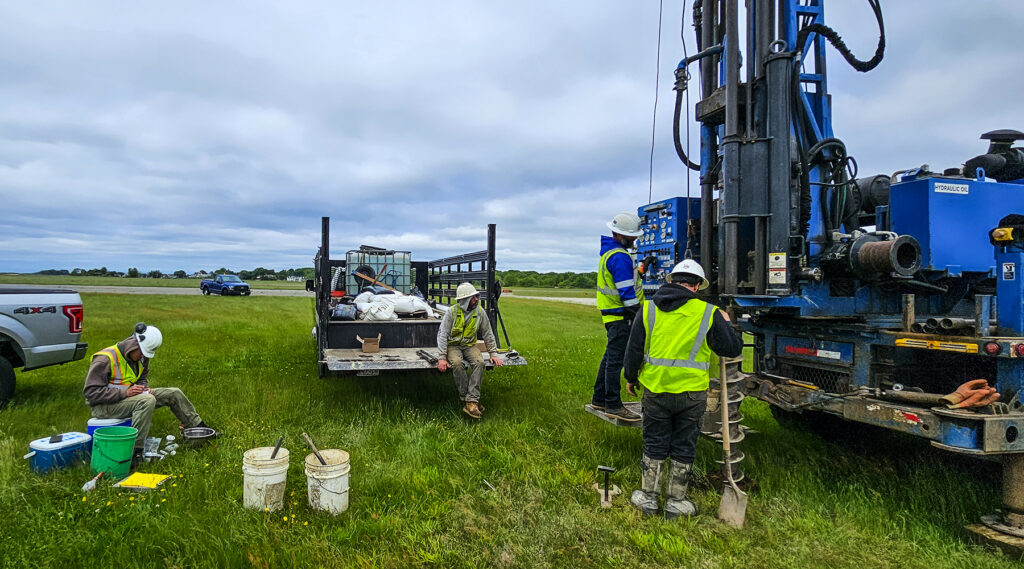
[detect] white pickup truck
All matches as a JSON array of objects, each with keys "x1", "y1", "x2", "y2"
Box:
[{"x1": 0, "y1": 287, "x2": 87, "y2": 408}]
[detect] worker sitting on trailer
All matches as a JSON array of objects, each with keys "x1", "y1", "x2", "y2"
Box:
[
  {"x1": 436, "y1": 283, "x2": 503, "y2": 419},
  {"x1": 83, "y1": 323, "x2": 218, "y2": 463},
  {"x1": 593, "y1": 212, "x2": 648, "y2": 423},
  {"x1": 623, "y1": 260, "x2": 743, "y2": 518}
]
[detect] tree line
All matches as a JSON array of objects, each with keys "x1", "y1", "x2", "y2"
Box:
[
  {"x1": 496, "y1": 270, "x2": 595, "y2": 289},
  {"x1": 37, "y1": 267, "x2": 315, "y2": 281}
]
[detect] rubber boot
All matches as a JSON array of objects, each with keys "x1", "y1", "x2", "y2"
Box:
[
  {"x1": 664, "y1": 461, "x2": 697, "y2": 519},
  {"x1": 629, "y1": 455, "x2": 663, "y2": 516}
]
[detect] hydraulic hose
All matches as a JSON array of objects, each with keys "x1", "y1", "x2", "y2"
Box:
[
  {"x1": 797, "y1": 0, "x2": 885, "y2": 73},
  {"x1": 673, "y1": 88, "x2": 701, "y2": 171}
]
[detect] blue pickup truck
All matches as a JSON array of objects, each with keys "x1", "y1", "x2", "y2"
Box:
[{"x1": 200, "y1": 275, "x2": 251, "y2": 296}]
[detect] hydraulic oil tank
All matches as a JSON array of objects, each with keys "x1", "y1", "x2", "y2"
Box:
[{"x1": 344, "y1": 247, "x2": 412, "y2": 294}]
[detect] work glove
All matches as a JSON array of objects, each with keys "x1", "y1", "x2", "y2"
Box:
[
  {"x1": 941, "y1": 379, "x2": 1000, "y2": 409},
  {"x1": 639, "y1": 255, "x2": 657, "y2": 274}
]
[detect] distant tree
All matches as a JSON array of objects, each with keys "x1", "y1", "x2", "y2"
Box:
[
  {"x1": 126, "y1": 267, "x2": 140, "y2": 278},
  {"x1": 215, "y1": 267, "x2": 230, "y2": 275},
  {"x1": 173, "y1": 270, "x2": 187, "y2": 279},
  {"x1": 37, "y1": 269, "x2": 70, "y2": 275},
  {"x1": 147, "y1": 270, "x2": 162, "y2": 278},
  {"x1": 71, "y1": 268, "x2": 85, "y2": 276}
]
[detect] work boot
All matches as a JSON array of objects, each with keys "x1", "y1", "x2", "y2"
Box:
[
  {"x1": 664, "y1": 461, "x2": 697, "y2": 519},
  {"x1": 630, "y1": 455, "x2": 663, "y2": 516},
  {"x1": 605, "y1": 406, "x2": 641, "y2": 423},
  {"x1": 130, "y1": 448, "x2": 146, "y2": 469},
  {"x1": 463, "y1": 401, "x2": 482, "y2": 419}
]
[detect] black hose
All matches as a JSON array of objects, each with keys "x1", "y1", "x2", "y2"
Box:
[
  {"x1": 797, "y1": 0, "x2": 885, "y2": 73},
  {"x1": 673, "y1": 88, "x2": 701, "y2": 171}
]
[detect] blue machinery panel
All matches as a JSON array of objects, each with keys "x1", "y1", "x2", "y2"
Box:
[{"x1": 636, "y1": 197, "x2": 701, "y2": 292}]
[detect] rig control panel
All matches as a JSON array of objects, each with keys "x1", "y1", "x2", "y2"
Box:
[{"x1": 636, "y1": 197, "x2": 701, "y2": 292}]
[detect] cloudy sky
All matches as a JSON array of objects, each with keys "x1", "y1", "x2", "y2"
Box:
[{"x1": 1, "y1": 1, "x2": 1022, "y2": 274}]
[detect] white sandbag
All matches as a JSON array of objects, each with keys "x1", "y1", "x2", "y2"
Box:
[
  {"x1": 353, "y1": 291, "x2": 375, "y2": 305},
  {"x1": 354, "y1": 302, "x2": 373, "y2": 313},
  {"x1": 391, "y1": 296, "x2": 432, "y2": 314},
  {"x1": 363, "y1": 302, "x2": 398, "y2": 321}
]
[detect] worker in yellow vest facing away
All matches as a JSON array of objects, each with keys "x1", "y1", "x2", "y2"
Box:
[
  {"x1": 593, "y1": 212, "x2": 652, "y2": 423},
  {"x1": 83, "y1": 323, "x2": 216, "y2": 463},
  {"x1": 437, "y1": 283, "x2": 503, "y2": 419},
  {"x1": 623, "y1": 260, "x2": 742, "y2": 518}
]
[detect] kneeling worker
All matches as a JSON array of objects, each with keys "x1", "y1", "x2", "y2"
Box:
[
  {"x1": 437, "y1": 283, "x2": 503, "y2": 419},
  {"x1": 623, "y1": 260, "x2": 742, "y2": 518},
  {"x1": 83, "y1": 323, "x2": 217, "y2": 460}
]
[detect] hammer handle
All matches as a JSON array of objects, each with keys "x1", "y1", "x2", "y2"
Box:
[{"x1": 301, "y1": 432, "x2": 327, "y2": 465}]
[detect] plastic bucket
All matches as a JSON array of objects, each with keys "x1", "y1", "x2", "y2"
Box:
[
  {"x1": 305, "y1": 449, "x2": 350, "y2": 515},
  {"x1": 242, "y1": 447, "x2": 289, "y2": 511},
  {"x1": 90, "y1": 426, "x2": 139, "y2": 478}
]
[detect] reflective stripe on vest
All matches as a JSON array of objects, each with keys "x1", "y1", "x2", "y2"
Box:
[
  {"x1": 449, "y1": 305, "x2": 480, "y2": 347},
  {"x1": 93, "y1": 345, "x2": 142, "y2": 387},
  {"x1": 639, "y1": 299, "x2": 716, "y2": 393},
  {"x1": 595, "y1": 247, "x2": 644, "y2": 323}
]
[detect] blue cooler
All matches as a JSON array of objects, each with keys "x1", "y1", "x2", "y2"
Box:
[
  {"x1": 24, "y1": 432, "x2": 92, "y2": 474},
  {"x1": 87, "y1": 417, "x2": 132, "y2": 437}
]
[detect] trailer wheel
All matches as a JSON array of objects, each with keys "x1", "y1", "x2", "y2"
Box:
[{"x1": 0, "y1": 356, "x2": 15, "y2": 410}]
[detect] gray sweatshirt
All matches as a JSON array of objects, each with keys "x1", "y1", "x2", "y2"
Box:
[
  {"x1": 436, "y1": 304, "x2": 498, "y2": 356},
  {"x1": 82, "y1": 336, "x2": 150, "y2": 406}
]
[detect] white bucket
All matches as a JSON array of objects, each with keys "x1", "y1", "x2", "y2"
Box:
[
  {"x1": 305, "y1": 449, "x2": 350, "y2": 515},
  {"x1": 242, "y1": 447, "x2": 289, "y2": 511}
]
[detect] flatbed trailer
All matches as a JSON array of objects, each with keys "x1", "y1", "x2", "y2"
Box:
[{"x1": 312, "y1": 217, "x2": 526, "y2": 376}]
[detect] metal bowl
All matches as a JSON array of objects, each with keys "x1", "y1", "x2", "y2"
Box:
[{"x1": 181, "y1": 426, "x2": 216, "y2": 444}]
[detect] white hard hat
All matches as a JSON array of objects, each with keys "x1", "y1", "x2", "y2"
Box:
[
  {"x1": 455, "y1": 282, "x2": 479, "y2": 300},
  {"x1": 606, "y1": 212, "x2": 644, "y2": 238},
  {"x1": 134, "y1": 326, "x2": 163, "y2": 358},
  {"x1": 670, "y1": 259, "x2": 710, "y2": 290}
]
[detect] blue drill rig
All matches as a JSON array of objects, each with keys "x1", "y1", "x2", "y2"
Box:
[{"x1": 633, "y1": 0, "x2": 1024, "y2": 545}]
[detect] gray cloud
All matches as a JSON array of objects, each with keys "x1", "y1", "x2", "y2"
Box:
[{"x1": 1, "y1": 1, "x2": 1022, "y2": 273}]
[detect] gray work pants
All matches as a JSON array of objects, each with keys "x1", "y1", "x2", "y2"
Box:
[
  {"x1": 447, "y1": 345, "x2": 484, "y2": 403},
  {"x1": 90, "y1": 387, "x2": 202, "y2": 449}
]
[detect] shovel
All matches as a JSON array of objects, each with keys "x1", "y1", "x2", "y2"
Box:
[{"x1": 717, "y1": 356, "x2": 748, "y2": 528}]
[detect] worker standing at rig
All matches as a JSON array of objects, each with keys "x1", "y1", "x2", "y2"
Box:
[
  {"x1": 592, "y1": 212, "x2": 653, "y2": 423},
  {"x1": 624, "y1": 260, "x2": 742, "y2": 518}
]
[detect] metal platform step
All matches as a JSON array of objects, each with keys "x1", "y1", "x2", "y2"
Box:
[{"x1": 584, "y1": 401, "x2": 643, "y2": 428}]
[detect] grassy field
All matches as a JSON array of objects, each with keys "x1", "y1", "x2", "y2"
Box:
[
  {"x1": 506, "y1": 287, "x2": 592, "y2": 298},
  {"x1": 0, "y1": 293, "x2": 1017, "y2": 568},
  {"x1": 0, "y1": 274, "x2": 306, "y2": 290}
]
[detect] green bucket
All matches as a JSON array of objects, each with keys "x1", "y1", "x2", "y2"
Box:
[{"x1": 90, "y1": 426, "x2": 138, "y2": 478}]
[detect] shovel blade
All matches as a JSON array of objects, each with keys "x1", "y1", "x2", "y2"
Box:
[{"x1": 717, "y1": 484, "x2": 748, "y2": 528}]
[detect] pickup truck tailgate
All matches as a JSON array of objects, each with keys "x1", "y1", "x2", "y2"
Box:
[{"x1": 323, "y1": 348, "x2": 527, "y2": 374}]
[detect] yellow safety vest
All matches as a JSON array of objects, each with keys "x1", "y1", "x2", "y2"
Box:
[
  {"x1": 638, "y1": 299, "x2": 716, "y2": 393},
  {"x1": 92, "y1": 345, "x2": 144, "y2": 387},
  {"x1": 449, "y1": 305, "x2": 480, "y2": 347},
  {"x1": 595, "y1": 247, "x2": 644, "y2": 324}
]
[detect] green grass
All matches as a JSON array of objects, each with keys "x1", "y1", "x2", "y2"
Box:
[
  {"x1": 0, "y1": 294, "x2": 1016, "y2": 568},
  {"x1": 0, "y1": 274, "x2": 306, "y2": 290},
  {"x1": 506, "y1": 287, "x2": 593, "y2": 298}
]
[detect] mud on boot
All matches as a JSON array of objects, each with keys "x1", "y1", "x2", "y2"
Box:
[
  {"x1": 630, "y1": 455, "x2": 664, "y2": 516},
  {"x1": 663, "y1": 461, "x2": 697, "y2": 519}
]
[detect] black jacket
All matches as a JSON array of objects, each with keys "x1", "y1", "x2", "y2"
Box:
[{"x1": 623, "y1": 283, "x2": 743, "y2": 383}]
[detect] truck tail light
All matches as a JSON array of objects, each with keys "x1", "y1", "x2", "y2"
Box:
[
  {"x1": 63, "y1": 305, "x2": 83, "y2": 333},
  {"x1": 1015, "y1": 344, "x2": 1024, "y2": 357},
  {"x1": 984, "y1": 342, "x2": 1002, "y2": 355}
]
